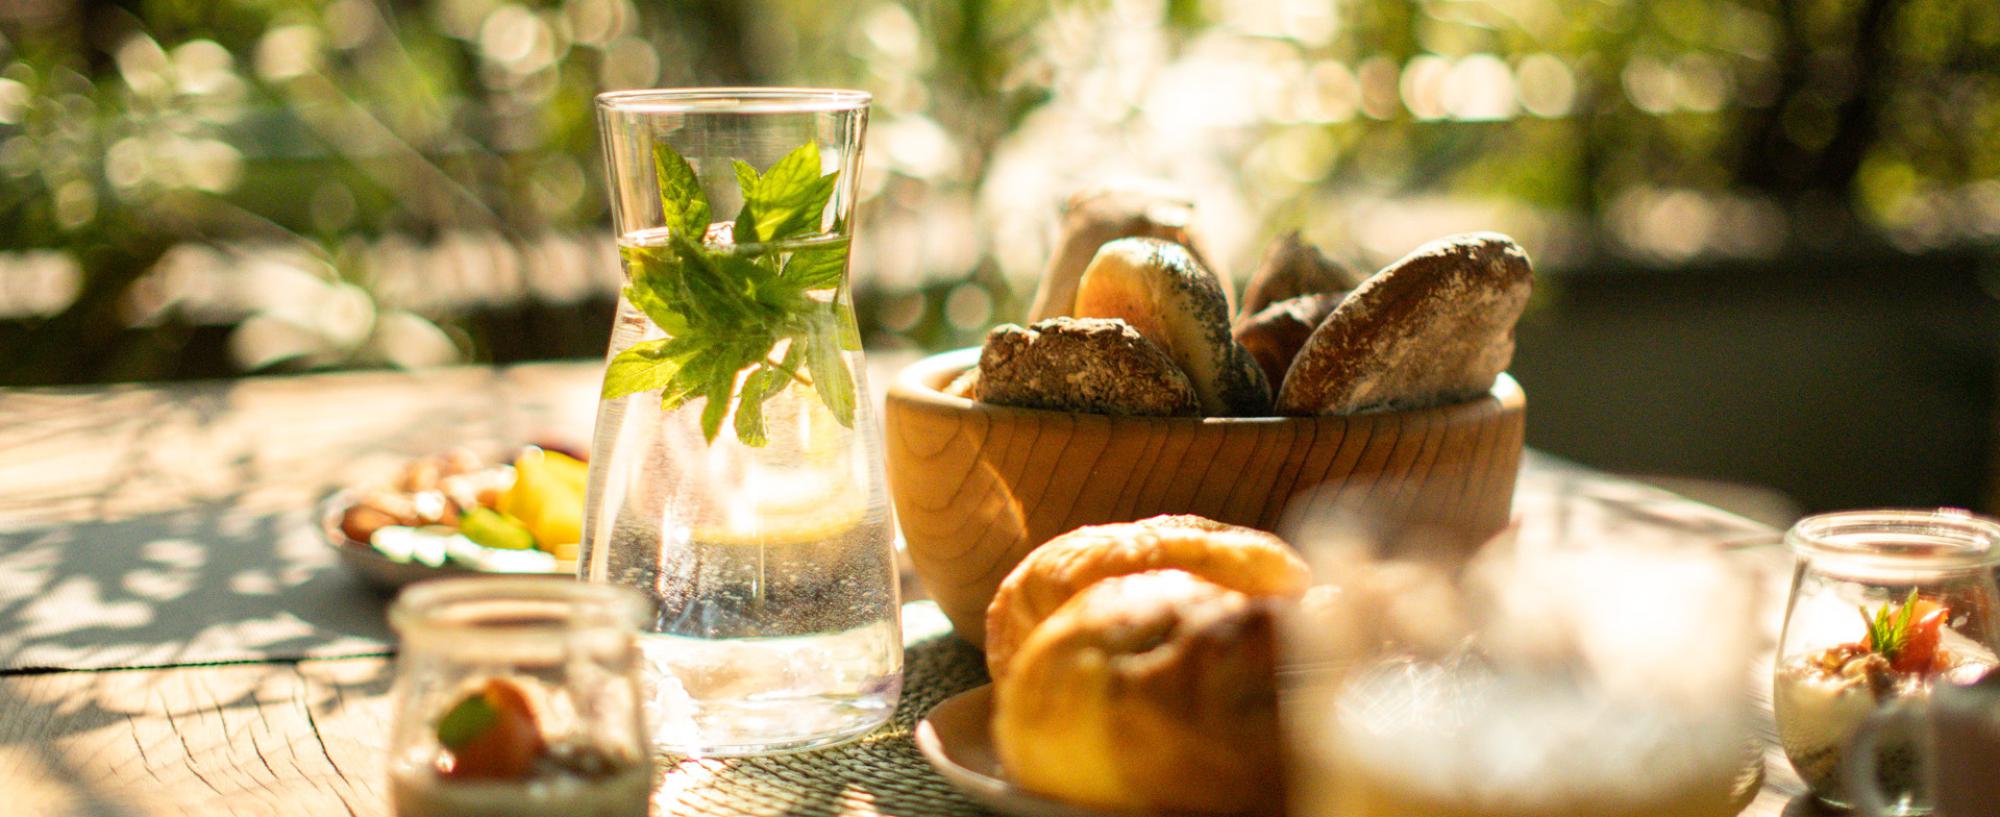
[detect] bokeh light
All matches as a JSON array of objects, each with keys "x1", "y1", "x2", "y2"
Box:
[{"x1": 0, "y1": 0, "x2": 1990, "y2": 383}]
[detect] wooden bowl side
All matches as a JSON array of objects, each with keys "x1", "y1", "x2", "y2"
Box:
[{"x1": 884, "y1": 348, "x2": 1525, "y2": 643}]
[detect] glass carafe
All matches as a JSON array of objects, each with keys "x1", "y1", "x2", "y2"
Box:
[
  {"x1": 582, "y1": 88, "x2": 900, "y2": 757},
  {"x1": 1772, "y1": 509, "x2": 2000, "y2": 814}
]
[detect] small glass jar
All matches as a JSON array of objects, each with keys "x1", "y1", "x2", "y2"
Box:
[
  {"x1": 387, "y1": 578, "x2": 653, "y2": 817},
  {"x1": 1774, "y1": 509, "x2": 2000, "y2": 815}
]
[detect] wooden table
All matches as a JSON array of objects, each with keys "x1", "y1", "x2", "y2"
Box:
[{"x1": 0, "y1": 362, "x2": 1823, "y2": 817}]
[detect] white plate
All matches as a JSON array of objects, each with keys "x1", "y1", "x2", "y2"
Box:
[
  {"x1": 319, "y1": 489, "x2": 572, "y2": 593},
  {"x1": 915, "y1": 684, "x2": 1213, "y2": 817},
  {"x1": 917, "y1": 684, "x2": 1767, "y2": 817}
]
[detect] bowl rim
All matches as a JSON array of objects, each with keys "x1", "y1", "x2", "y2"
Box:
[{"x1": 889, "y1": 346, "x2": 1524, "y2": 424}]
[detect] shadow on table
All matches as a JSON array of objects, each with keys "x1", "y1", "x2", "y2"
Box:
[
  {"x1": 657, "y1": 630, "x2": 994, "y2": 817},
  {"x1": 0, "y1": 494, "x2": 392, "y2": 673}
]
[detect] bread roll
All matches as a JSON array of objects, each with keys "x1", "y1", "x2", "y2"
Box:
[
  {"x1": 975, "y1": 318, "x2": 1199, "y2": 416},
  {"x1": 1025, "y1": 183, "x2": 1220, "y2": 323},
  {"x1": 1233, "y1": 291, "x2": 1344, "y2": 393},
  {"x1": 993, "y1": 570, "x2": 1285, "y2": 816},
  {"x1": 984, "y1": 514, "x2": 1307, "y2": 680},
  {"x1": 942, "y1": 368, "x2": 979, "y2": 399},
  {"x1": 1239, "y1": 231, "x2": 1363, "y2": 318},
  {"x1": 1277, "y1": 232, "x2": 1532, "y2": 415},
  {"x1": 1072, "y1": 238, "x2": 1272, "y2": 416}
]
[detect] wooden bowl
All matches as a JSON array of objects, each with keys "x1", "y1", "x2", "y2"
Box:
[{"x1": 883, "y1": 347, "x2": 1525, "y2": 644}]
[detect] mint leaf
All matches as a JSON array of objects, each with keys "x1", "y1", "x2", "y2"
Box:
[
  {"x1": 437, "y1": 692, "x2": 499, "y2": 749},
  {"x1": 659, "y1": 355, "x2": 709, "y2": 411},
  {"x1": 714, "y1": 251, "x2": 798, "y2": 317},
  {"x1": 733, "y1": 352, "x2": 794, "y2": 448},
  {"x1": 737, "y1": 141, "x2": 839, "y2": 244},
  {"x1": 671, "y1": 239, "x2": 756, "y2": 327},
  {"x1": 835, "y1": 301, "x2": 862, "y2": 351},
  {"x1": 732, "y1": 208, "x2": 760, "y2": 246},
  {"x1": 698, "y1": 365, "x2": 734, "y2": 443},
  {"x1": 620, "y1": 245, "x2": 691, "y2": 335},
  {"x1": 731, "y1": 160, "x2": 761, "y2": 198},
  {"x1": 782, "y1": 236, "x2": 850, "y2": 289},
  {"x1": 603, "y1": 337, "x2": 701, "y2": 399},
  {"x1": 610, "y1": 139, "x2": 862, "y2": 446},
  {"x1": 731, "y1": 160, "x2": 763, "y2": 246},
  {"x1": 652, "y1": 144, "x2": 711, "y2": 240},
  {"x1": 806, "y1": 314, "x2": 856, "y2": 427}
]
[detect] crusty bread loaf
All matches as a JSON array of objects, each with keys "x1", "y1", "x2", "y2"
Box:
[
  {"x1": 1233, "y1": 292, "x2": 1344, "y2": 392},
  {"x1": 1072, "y1": 238, "x2": 1271, "y2": 416},
  {"x1": 1026, "y1": 183, "x2": 1221, "y2": 322},
  {"x1": 984, "y1": 514, "x2": 1307, "y2": 681},
  {"x1": 1276, "y1": 232, "x2": 1532, "y2": 415},
  {"x1": 992, "y1": 570, "x2": 1285, "y2": 816},
  {"x1": 976, "y1": 318, "x2": 1199, "y2": 416},
  {"x1": 1239, "y1": 231, "x2": 1363, "y2": 318}
]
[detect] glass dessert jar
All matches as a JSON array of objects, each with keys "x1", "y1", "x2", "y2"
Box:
[
  {"x1": 1773, "y1": 509, "x2": 2000, "y2": 814},
  {"x1": 387, "y1": 578, "x2": 652, "y2": 817}
]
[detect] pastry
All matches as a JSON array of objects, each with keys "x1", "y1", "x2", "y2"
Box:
[
  {"x1": 1233, "y1": 292, "x2": 1343, "y2": 394},
  {"x1": 975, "y1": 318, "x2": 1199, "y2": 416},
  {"x1": 984, "y1": 514, "x2": 1308, "y2": 680},
  {"x1": 1276, "y1": 232, "x2": 1532, "y2": 415},
  {"x1": 1072, "y1": 238, "x2": 1272, "y2": 416},
  {"x1": 1025, "y1": 182, "x2": 1220, "y2": 322},
  {"x1": 992, "y1": 570, "x2": 1285, "y2": 816},
  {"x1": 1238, "y1": 231, "x2": 1363, "y2": 317}
]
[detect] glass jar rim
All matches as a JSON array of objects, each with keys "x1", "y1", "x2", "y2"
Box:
[
  {"x1": 389, "y1": 577, "x2": 650, "y2": 637},
  {"x1": 1785, "y1": 508, "x2": 2000, "y2": 573},
  {"x1": 595, "y1": 87, "x2": 871, "y2": 115}
]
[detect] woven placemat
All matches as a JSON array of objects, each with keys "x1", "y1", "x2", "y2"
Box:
[{"x1": 657, "y1": 602, "x2": 996, "y2": 817}]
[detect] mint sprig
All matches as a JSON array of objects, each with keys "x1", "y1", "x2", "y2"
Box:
[
  {"x1": 437, "y1": 692, "x2": 499, "y2": 749},
  {"x1": 1860, "y1": 588, "x2": 1921, "y2": 661},
  {"x1": 601, "y1": 141, "x2": 859, "y2": 447}
]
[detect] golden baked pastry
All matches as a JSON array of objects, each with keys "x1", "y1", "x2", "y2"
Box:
[
  {"x1": 1234, "y1": 291, "x2": 1344, "y2": 393},
  {"x1": 984, "y1": 514, "x2": 1308, "y2": 680},
  {"x1": 1072, "y1": 238, "x2": 1271, "y2": 416},
  {"x1": 993, "y1": 570, "x2": 1285, "y2": 816},
  {"x1": 1025, "y1": 183, "x2": 1220, "y2": 323},
  {"x1": 975, "y1": 318, "x2": 1200, "y2": 416},
  {"x1": 1276, "y1": 232, "x2": 1533, "y2": 415},
  {"x1": 1239, "y1": 231, "x2": 1362, "y2": 317}
]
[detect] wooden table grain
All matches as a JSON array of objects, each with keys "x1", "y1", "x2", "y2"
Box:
[{"x1": 0, "y1": 363, "x2": 1822, "y2": 817}]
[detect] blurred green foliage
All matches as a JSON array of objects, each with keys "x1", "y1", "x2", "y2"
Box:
[{"x1": 0, "y1": 0, "x2": 1994, "y2": 384}]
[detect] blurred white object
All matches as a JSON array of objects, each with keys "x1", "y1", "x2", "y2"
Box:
[{"x1": 1280, "y1": 516, "x2": 1761, "y2": 817}]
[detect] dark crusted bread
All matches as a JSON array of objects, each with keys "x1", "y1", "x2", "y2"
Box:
[
  {"x1": 1072, "y1": 238, "x2": 1271, "y2": 416},
  {"x1": 977, "y1": 317, "x2": 1200, "y2": 416},
  {"x1": 1238, "y1": 231, "x2": 1363, "y2": 318},
  {"x1": 1232, "y1": 292, "x2": 1345, "y2": 392},
  {"x1": 1276, "y1": 233, "x2": 1532, "y2": 415},
  {"x1": 1025, "y1": 183, "x2": 1222, "y2": 322}
]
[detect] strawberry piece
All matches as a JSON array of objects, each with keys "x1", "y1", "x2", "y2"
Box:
[
  {"x1": 1893, "y1": 600, "x2": 1948, "y2": 674},
  {"x1": 439, "y1": 678, "x2": 546, "y2": 780}
]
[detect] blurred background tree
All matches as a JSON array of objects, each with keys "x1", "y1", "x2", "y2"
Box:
[{"x1": 0, "y1": 0, "x2": 1996, "y2": 512}]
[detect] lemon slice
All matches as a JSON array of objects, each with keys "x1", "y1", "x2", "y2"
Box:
[{"x1": 692, "y1": 468, "x2": 868, "y2": 547}]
